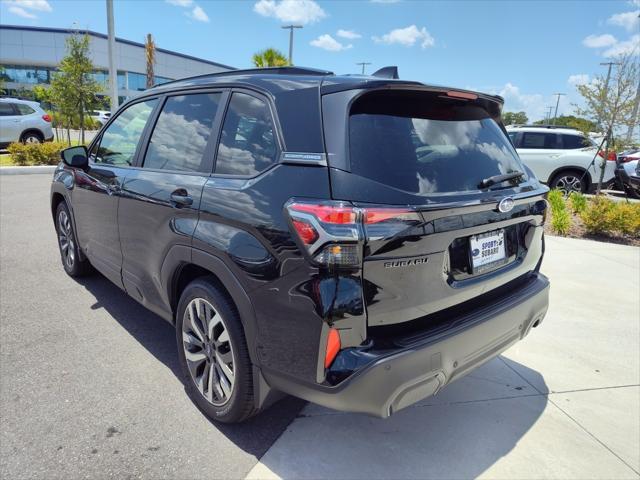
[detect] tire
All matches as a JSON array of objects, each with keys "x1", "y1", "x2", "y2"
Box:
[
  {"x1": 21, "y1": 131, "x2": 43, "y2": 144},
  {"x1": 549, "y1": 169, "x2": 587, "y2": 196},
  {"x1": 55, "y1": 202, "x2": 92, "y2": 277},
  {"x1": 176, "y1": 277, "x2": 257, "y2": 423}
]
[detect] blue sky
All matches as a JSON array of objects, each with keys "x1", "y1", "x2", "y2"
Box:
[{"x1": 1, "y1": 0, "x2": 639, "y2": 121}]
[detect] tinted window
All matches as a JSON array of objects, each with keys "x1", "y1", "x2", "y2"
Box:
[
  {"x1": 0, "y1": 103, "x2": 14, "y2": 116},
  {"x1": 95, "y1": 99, "x2": 157, "y2": 166},
  {"x1": 508, "y1": 131, "x2": 520, "y2": 147},
  {"x1": 348, "y1": 91, "x2": 524, "y2": 194},
  {"x1": 561, "y1": 134, "x2": 589, "y2": 149},
  {"x1": 215, "y1": 93, "x2": 277, "y2": 176},
  {"x1": 15, "y1": 104, "x2": 35, "y2": 115},
  {"x1": 521, "y1": 132, "x2": 559, "y2": 149},
  {"x1": 143, "y1": 93, "x2": 221, "y2": 172}
]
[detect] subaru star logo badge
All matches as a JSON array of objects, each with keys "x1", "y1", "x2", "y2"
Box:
[{"x1": 498, "y1": 197, "x2": 515, "y2": 213}]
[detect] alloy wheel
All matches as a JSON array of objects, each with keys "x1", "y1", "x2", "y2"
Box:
[
  {"x1": 555, "y1": 175, "x2": 582, "y2": 196},
  {"x1": 24, "y1": 135, "x2": 41, "y2": 144},
  {"x1": 181, "y1": 298, "x2": 235, "y2": 406},
  {"x1": 57, "y1": 209, "x2": 75, "y2": 269}
]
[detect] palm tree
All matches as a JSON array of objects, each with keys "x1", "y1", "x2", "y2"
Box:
[
  {"x1": 145, "y1": 33, "x2": 156, "y2": 89},
  {"x1": 252, "y1": 48, "x2": 288, "y2": 68}
]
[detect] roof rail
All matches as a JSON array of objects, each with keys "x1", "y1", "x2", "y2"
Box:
[{"x1": 155, "y1": 66, "x2": 334, "y2": 89}]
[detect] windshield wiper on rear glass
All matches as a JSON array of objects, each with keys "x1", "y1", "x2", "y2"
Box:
[{"x1": 478, "y1": 171, "x2": 525, "y2": 189}]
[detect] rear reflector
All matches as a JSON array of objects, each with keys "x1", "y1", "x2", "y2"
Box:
[{"x1": 324, "y1": 328, "x2": 341, "y2": 368}]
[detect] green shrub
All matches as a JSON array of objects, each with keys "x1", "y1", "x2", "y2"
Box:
[
  {"x1": 606, "y1": 202, "x2": 640, "y2": 236},
  {"x1": 568, "y1": 192, "x2": 587, "y2": 214},
  {"x1": 7, "y1": 141, "x2": 67, "y2": 166},
  {"x1": 547, "y1": 189, "x2": 565, "y2": 212},
  {"x1": 551, "y1": 207, "x2": 571, "y2": 235},
  {"x1": 547, "y1": 189, "x2": 572, "y2": 235},
  {"x1": 580, "y1": 198, "x2": 615, "y2": 234}
]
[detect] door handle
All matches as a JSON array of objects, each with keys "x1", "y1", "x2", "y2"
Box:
[{"x1": 170, "y1": 189, "x2": 193, "y2": 207}]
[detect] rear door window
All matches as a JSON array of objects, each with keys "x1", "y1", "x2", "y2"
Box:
[
  {"x1": 0, "y1": 103, "x2": 15, "y2": 116},
  {"x1": 348, "y1": 91, "x2": 524, "y2": 194},
  {"x1": 214, "y1": 92, "x2": 278, "y2": 176},
  {"x1": 15, "y1": 104, "x2": 35, "y2": 115},
  {"x1": 143, "y1": 93, "x2": 221, "y2": 172},
  {"x1": 521, "y1": 132, "x2": 559, "y2": 149}
]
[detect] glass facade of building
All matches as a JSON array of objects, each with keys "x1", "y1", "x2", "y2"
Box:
[{"x1": 0, "y1": 64, "x2": 173, "y2": 94}]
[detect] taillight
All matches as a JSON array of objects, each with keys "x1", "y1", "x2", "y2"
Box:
[
  {"x1": 286, "y1": 200, "x2": 422, "y2": 267},
  {"x1": 598, "y1": 150, "x2": 617, "y2": 161},
  {"x1": 42, "y1": 114, "x2": 51, "y2": 122},
  {"x1": 324, "y1": 328, "x2": 341, "y2": 368}
]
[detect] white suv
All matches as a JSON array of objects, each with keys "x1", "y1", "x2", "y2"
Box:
[
  {"x1": 0, "y1": 98, "x2": 54, "y2": 148},
  {"x1": 506, "y1": 125, "x2": 616, "y2": 194}
]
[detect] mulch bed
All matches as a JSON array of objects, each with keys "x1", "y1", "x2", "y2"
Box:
[{"x1": 544, "y1": 211, "x2": 640, "y2": 247}]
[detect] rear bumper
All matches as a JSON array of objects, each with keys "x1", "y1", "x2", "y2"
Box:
[
  {"x1": 615, "y1": 165, "x2": 640, "y2": 191},
  {"x1": 263, "y1": 272, "x2": 549, "y2": 417}
]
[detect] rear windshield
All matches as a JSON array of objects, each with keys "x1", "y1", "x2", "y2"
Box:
[{"x1": 349, "y1": 91, "x2": 524, "y2": 195}]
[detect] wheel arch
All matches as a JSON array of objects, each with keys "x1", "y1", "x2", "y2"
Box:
[
  {"x1": 162, "y1": 246, "x2": 260, "y2": 365},
  {"x1": 20, "y1": 128, "x2": 44, "y2": 142},
  {"x1": 548, "y1": 166, "x2": 592, "y2": 190}
]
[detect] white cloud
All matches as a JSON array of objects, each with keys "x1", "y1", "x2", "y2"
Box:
[
  {"x1": 603, "y1": 34, "x2": 640, "y2": 57},
  {"x1": 2, "y1": 0, "x2": 51, "y2": 18},
  {"x1": 372, "y1": 25, "x2": 435, "y2": 48},
  {"x1": 337, "y1": 29, "x2": 361, "y2": 39},
  {"x1": 607, "y1": 10, "x2": 640, "y2": 31},
  {"x1": 166, "y1": 0, "x2": 193, "y2": 5},
  {"x1": 7, "y1": 5, "x2": 36, "y2": 17},
  {"x1": 253, "y1": 0, "x2": 326, "y2": 25},
  {"x1": 310, "y1": 34, "x2": 352, "y2": 51},
  {"x1": 187, "y1": 5, "x2": 209, "y2": 22},
  {"x1": 582, "y1": 34, "x2": 618, "y2": 48},
  {"x1": 567, "y1": 74, "x2": 590, "y2": 86}
]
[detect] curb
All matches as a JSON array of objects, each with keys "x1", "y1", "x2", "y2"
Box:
[{"x1": 0, "y1": 166, "x2": 57, "y2": 175}]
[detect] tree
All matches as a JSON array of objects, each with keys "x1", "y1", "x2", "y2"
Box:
[
  {"x1": 49, "y1": 32, "x2": 102, "y2": 144},
  {"x1": 251, "y1": 48, "x2": 288, "y2": 68},
  {"x1": 502, "y1": 111, "x2": 528, "y2": 125},
  {"x1": 534, "y1": 115, "x2": 597, "y2": 132},
  {"x1": 145, "y1": 33, "x2": 156, "y2": 89},
  {"x1": 575, "y1": 52, "x2": 639, "y2": 194}
]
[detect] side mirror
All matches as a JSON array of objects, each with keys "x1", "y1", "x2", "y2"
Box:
[{"x1": 61, "y1": 146, "x2": 88, "y2": 169}]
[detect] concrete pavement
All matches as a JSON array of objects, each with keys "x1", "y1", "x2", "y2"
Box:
[{"x1": 246, "y1": 236, "x2": 640, "y2": 480}]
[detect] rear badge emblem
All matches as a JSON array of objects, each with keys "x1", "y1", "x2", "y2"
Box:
[
  {"x1": 384, "y1": 257, "x2": 429, "y2": 268},
  {"x1": 498, "y1": 197, "x2": 515, "y2": 213}
]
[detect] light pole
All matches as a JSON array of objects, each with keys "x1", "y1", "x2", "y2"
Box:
[
  {"x1": 281, "y1": 25, "x2": 303, "y2": 66},
  {"x1": 552, "y1": 93, "x2": 565, "y2": 124},
  {"x1": 106, "y1": 0, "x2": 118, "y2": 112},
  {"x1": 545, "y1": 106, "x2": 554, "y2": 124},
  {"x1": 356, "y1": 62, "x2": 371, "y2": 75}
]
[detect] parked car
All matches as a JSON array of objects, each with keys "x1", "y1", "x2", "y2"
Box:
[
  {"x1": 50, "y1": 66, "x2": 550, "y2": 423},
  {"x1": 89, "y1": 110, "x2": 111, "y2": 127},
  {"x1": 617, "y1": 148, "x2": 640, "y2": 164},
  {"x1": 615, "y1": 159, "x2": 640, "y2": 199},
  {"x1": 0, "y1": 97, "x2": 54, "y2": 147},
  {"x1": 506, "y1": 125, "x2": 616, "y2": 195}
]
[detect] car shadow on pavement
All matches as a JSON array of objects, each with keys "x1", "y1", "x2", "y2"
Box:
[
  {"x1": 76, "y1": 273, "x2": 306, "y2": 459},
  {"x1": 252, "y1": 359, "x2": 550, "y2": 479}
]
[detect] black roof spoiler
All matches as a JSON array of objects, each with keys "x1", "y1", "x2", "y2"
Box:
[{"x1": 371, "y1": 66, "x2": 399, "y2": 79}]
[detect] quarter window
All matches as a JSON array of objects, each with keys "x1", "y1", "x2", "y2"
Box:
[
  {"x1": 143, "y1": 93, "x2": 221, "y2": 172},
  {"x1": 561, "y1": 134, "x2": 588, "y2": 149},
  {"x1": 215, "y1": 93, "x2": 278, "y2": 176},
  {"x1": 15, "y1": 104, "x2": 35, "y2": 115},
  {"x1": 94, "y1": 99, "x2": 157, "y2": 166}
]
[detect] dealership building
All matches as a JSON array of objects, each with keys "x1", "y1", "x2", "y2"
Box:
[{"x1": 0, "y1": 25, "x2": 234, "y2": 103}]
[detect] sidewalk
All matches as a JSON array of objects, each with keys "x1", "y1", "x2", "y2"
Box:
[{"x1": 247, "y1": 236, "x2": 640, "y2": 480}]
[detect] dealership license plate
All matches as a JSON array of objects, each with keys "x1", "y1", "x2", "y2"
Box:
[{"x1": 470, "y1": 230, "x2": 506, "y2": 272}]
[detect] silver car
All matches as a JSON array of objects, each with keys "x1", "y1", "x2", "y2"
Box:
[{"x1": 0, "y1": 98, "x2": 54, "y2": 147}]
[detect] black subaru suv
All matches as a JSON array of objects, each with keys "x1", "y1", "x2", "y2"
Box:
[{"x1": 51, "y1": 66, "x2": 550, "y2": 423}]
